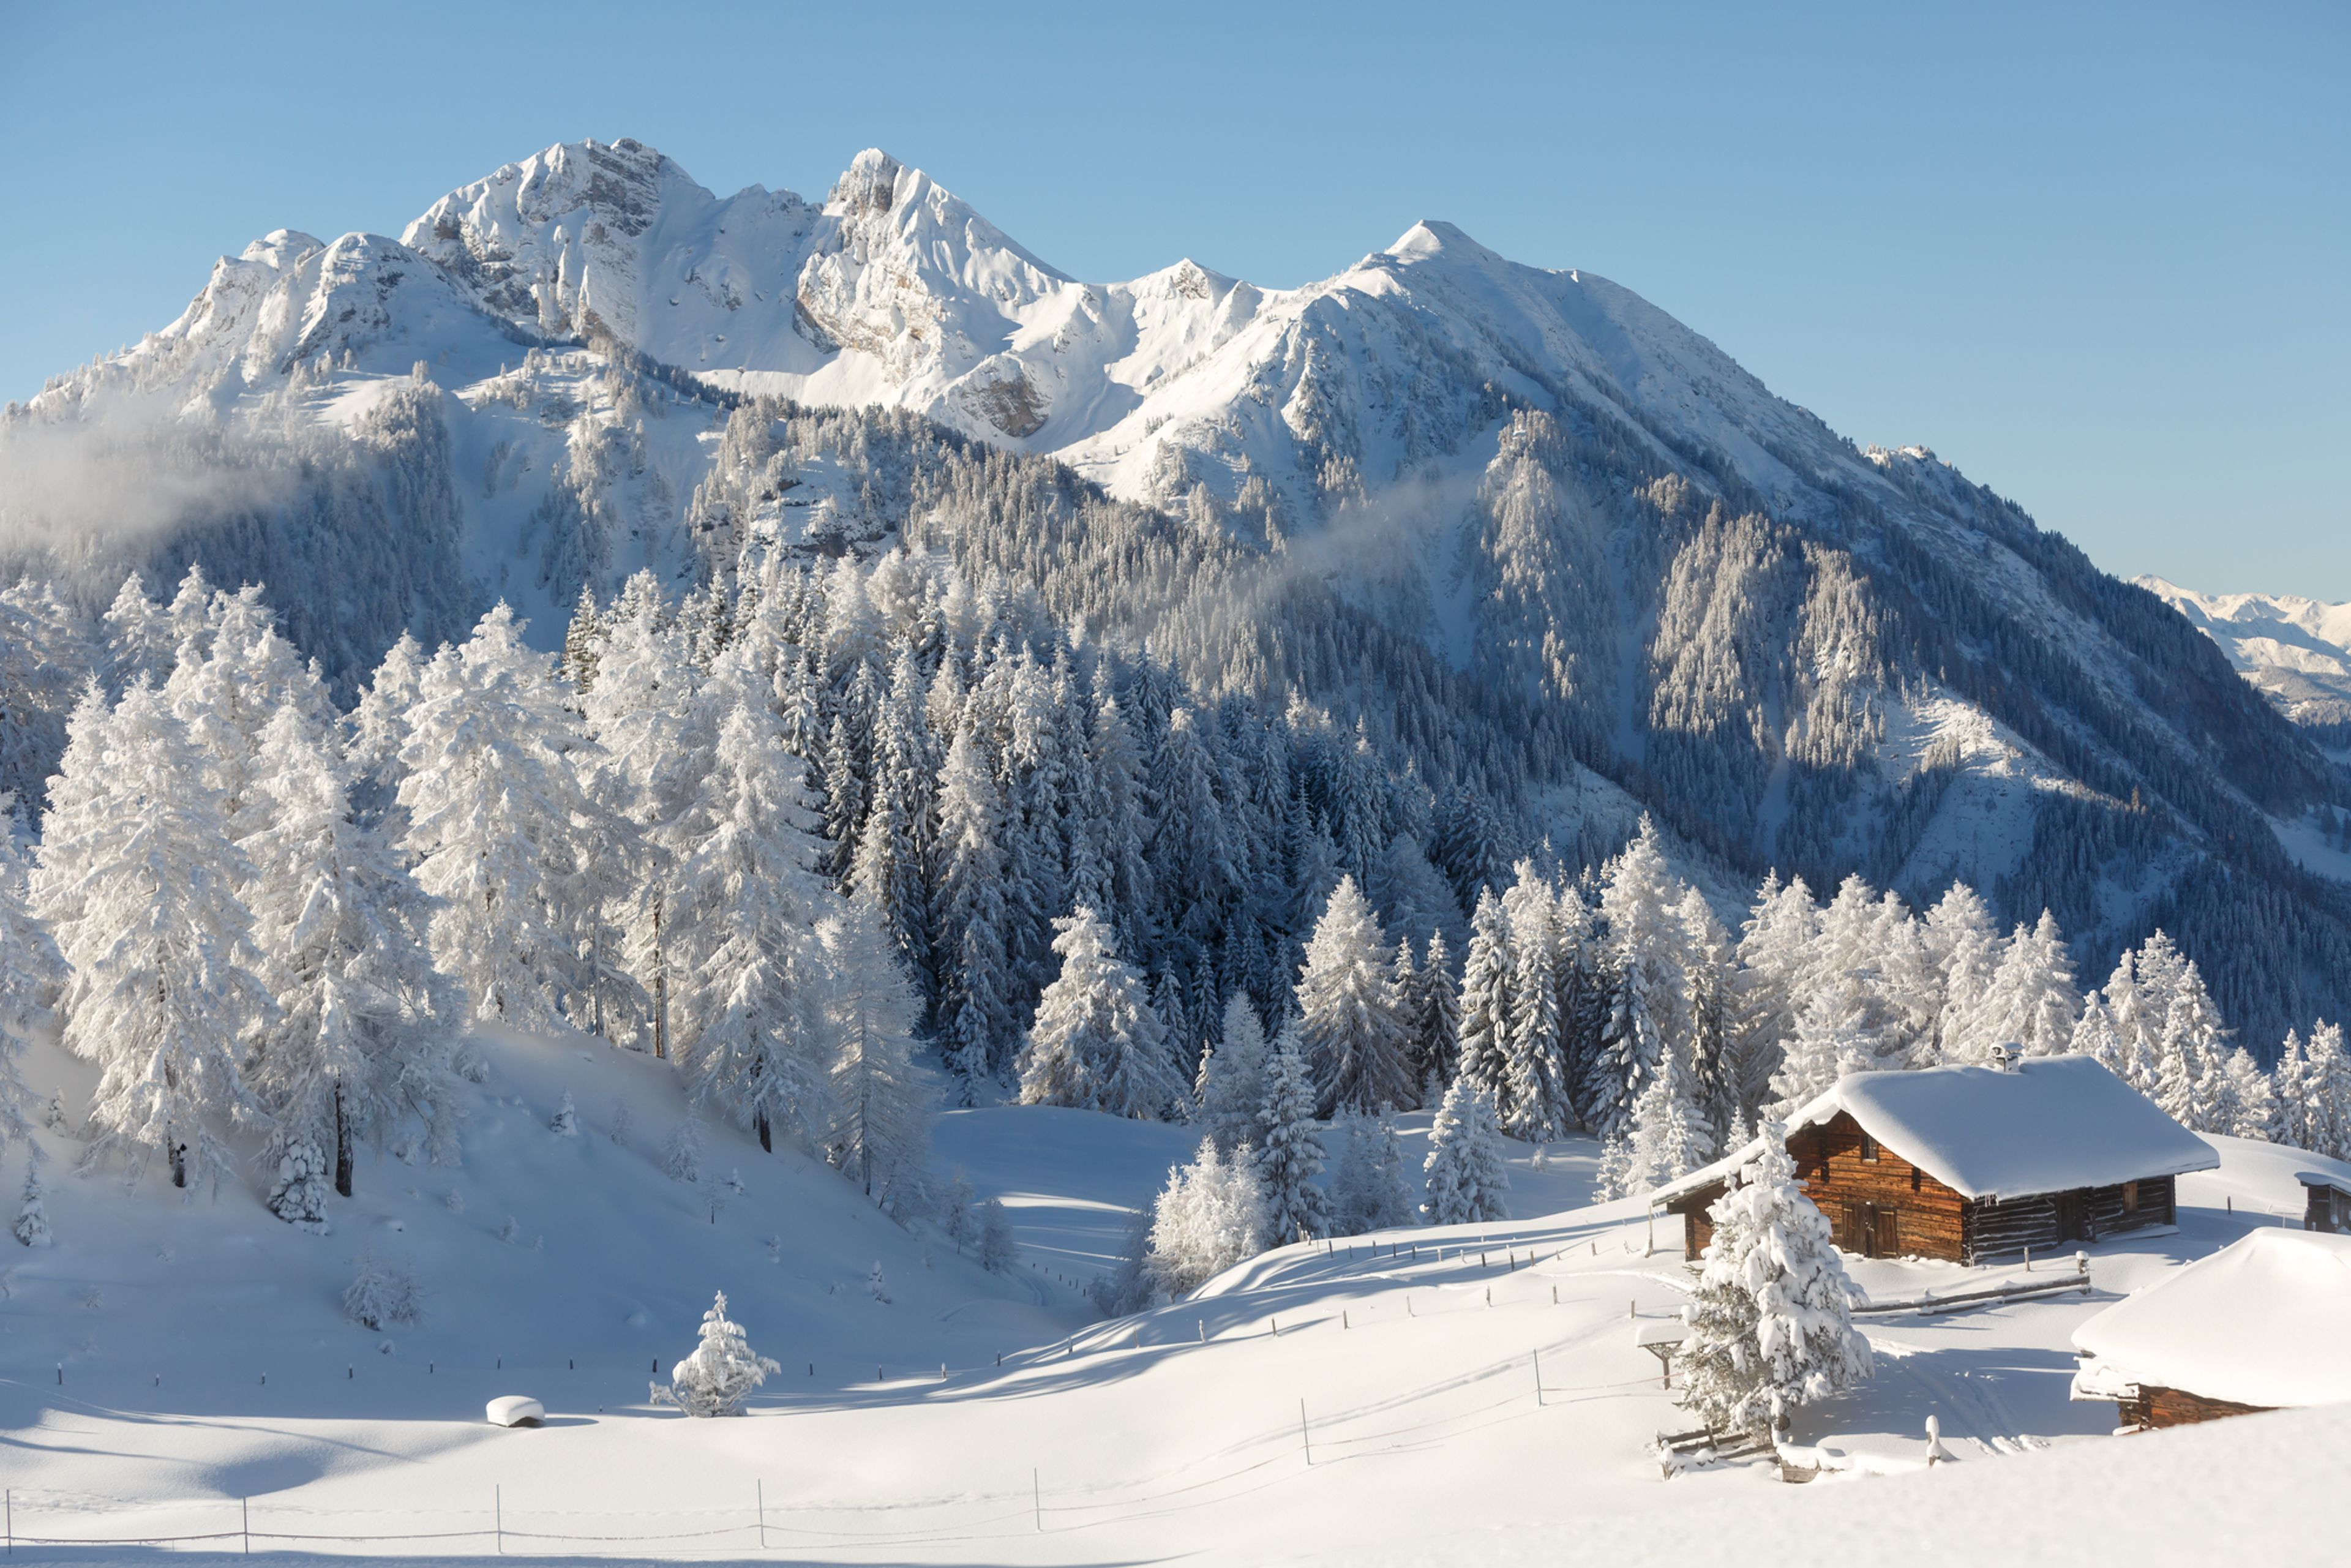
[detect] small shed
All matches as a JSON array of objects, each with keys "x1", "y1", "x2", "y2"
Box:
[
  {"x1": 2071, "y1": 1228, "x2": 2351, "y2": 1429},
  {"x1": 1651, "y1": 1056, "x2": 2217, "y2": 1266},
  {"x1": 2297, "y1": 1172, "x2": 2351, "y2": 1234}
]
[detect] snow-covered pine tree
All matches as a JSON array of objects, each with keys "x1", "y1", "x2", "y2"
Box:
[
  {"x1": 934, "y1": 721, "x2": 1015, "y2": 1090},
  {"x1": 1676, "y1": 1125, "x2": 1870, "y2": 1438},
  {"x1": 1453, "y1": 885, "x2": 1513, "y2": 1097},
  {"x1": 2154, "y1": 963, "x2": 2227, "y2": 1130},
  {"x1": 1200, "y1": 992, "x2": 1270, "y2": 1154},
  {"x1": 2303, "y1": 1021, "x2": 2351, "y2": 1161},
  {"x1": 671, "y1": 705, "x2": 836, "y2": 1154},
  {"x1": 549, "y1": 1091, "x2": 579, "y2": 1138},
  {"x1": 241, "y1": 703, "x2": 460, "y2": 1210},
  {"x1": 2071, "y1": 989, "x2": 2131, "y2": 1081},
  {"x1": 396, "y1": 605, "x2": 618, "y2": 1027},
  {"x1": 342, "y1": 1247, "x2": 424, "y2": 1329},
  {"x1": 651, "y1": 1292, "x2": 780, "y2": 1417},
  {"x1": 100, "y1": 573, "x2": 174, "y2": 694},
  {"x1": 662, "y1": 1116, "x2": 705, "y2": 1184},
  {"x1": 13, "y1": 1156, "x2": 50, "y2": 1247},
  {"x1": 1330, "y1": 1110, "x2": 1416, "y2": 1234},
  {"x1": 1253, "y1": 1029, "x2": 1330, "y2": 1242},
  {"x1": 1422, "y1": 1075, "x2": 1510, "y2": 1226},
  {"x1": 1501, "y1": 866, "x2": 1570, "y2": 1140},
  {"x1": 978, "y1": 1196, "x2": 1019, "y2": 1273},
  {"x1": 1146, "y1": 1136, "x2": 1270, "y2": 1297},
  {"x1": 2218, "y1": 1048, "x2": 2279, "y2": 1142},
  {"x1": 1590, "y1": 817, "x2": 1692, "y2": 1143},
  {"x1": 1294, "y1": 876, "x2": 1415, "y2": 1118},
  {"x1": 1974, "y1": 910, "x2": 2080, "y2": 1057},
  {"x1": 821, "y1": 898, "x2": 931, "y2": 1213},
  {"x1": 1768, "y1": 986, "x2": 1872, "y2": 1115},
  {"x1": 35, "y1": 683, "x2": 270, "y2": 1188},
  {"x1": 1018, "y1": 904, "x2": 1174, "y2": 1118},
  {"x1": 0, "y1": 801, "x2": 59, "y2": 1156},
  {"x1": 1605, "y1": 1045, "x2": 1708, "y2": 1199},
  {"x1": 1729, "y1": 872, "x2": 1815, "y2": 1117},
  {"x1": 1924, "y1": 882, "x2": 2003, "y2": 1064},
  {"x1": 1410, "y1": 929, "x2": 1463, "y2": 1095}
]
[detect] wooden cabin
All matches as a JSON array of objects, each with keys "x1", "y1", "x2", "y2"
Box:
[
  {"x1": 1652, "y1": 1055, "x2": 2216, "y2": 1267},
  {"x1": 2297, "y1": 1172, "x2": 2351, "y2": 1233},
  {"x1": 2072, "y1": 1228, "x2": 2351, "y2": 1430}
]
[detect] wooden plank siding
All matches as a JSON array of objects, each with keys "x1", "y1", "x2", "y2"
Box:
[
  {"x1": 1663, "y1": 1116, "x2": 2180, "y2": 1266},
  {"x1": 2118, "y1": 1385, "x2": 2271, "y2": 1429}
]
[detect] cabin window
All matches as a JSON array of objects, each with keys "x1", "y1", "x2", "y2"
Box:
[
  {"x1": 1858, "y1": 1132, "x2": 1880, "y2": 1163},
  {"x1": 2122, "y1": 1180, "x2": 2140, "y2": 1214}
]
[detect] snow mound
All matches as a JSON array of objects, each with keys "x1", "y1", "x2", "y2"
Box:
[{"x1": 2072, "y1": 1228, "x2": 2351, "y2": 1409}]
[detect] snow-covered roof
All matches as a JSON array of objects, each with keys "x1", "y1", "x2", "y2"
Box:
[
  {"x1": 2071, "y1": 1229, "x2": 2351, "y2": 1409},
  {"x1": 1650, "y1": 1056, "x2": 2218, "y2": 1206}
]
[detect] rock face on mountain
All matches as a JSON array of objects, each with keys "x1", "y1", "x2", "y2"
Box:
[{"x1": 6, "y1": 138, "x2": 2347, "y2": 1047}]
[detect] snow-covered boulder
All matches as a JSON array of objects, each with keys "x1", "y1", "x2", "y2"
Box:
[{"x1": 484, "y1": 1395, "x2": 544, "y2": 1428}]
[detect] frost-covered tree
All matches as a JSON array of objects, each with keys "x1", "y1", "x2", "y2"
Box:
[
  {"x1": 397, "y1": 606, "x2": 616, "y2": 1026},
  {"x1": 1454, "y1": 886, "x2": 1513, "y2": 1097},
  {"x1": 1019, "y1": 904, "x2": 1173, "y2": 1118},
  {"x1": 342, "y1": 1247, "x2": 424, "y2": 1329},
  {"x1": 1408, "y1": 929, "x2": 1462, "y2": 1095},
  {"x1": 1729, "y1": 873, "x2": 1816, "y2": 1117},
  {"x1": 2153, "y1": 962, "x2": 2227, "y2": 1130},
  {"x1": 934, "y1": 721, "x2": 1014, "y2": 1087},
  {"x1": 1199, "y1": 992, "x2": 1270, "y2": 1155},
  {"x1": 1603, "y1": 1045, "x2": 1708, "y2": 1199},
  {"x1": 2301, "y1": 1021, "x2": 2351, "y2": 1161},
  {"x1": 1676, "y1": 1127, "x2": 1870, "y2": 1438},
  {"x1": 662, "y1": 1116, "x2": 705, "y2": 1184},
  {"x1": 1422, "y1": 1076, "x2": 1510, "y2": 1226},
  {"x1": 1294, "y1": 876, "x2": 1414, "y2": 1117},
  {"x1": 1501, "y1": 866, "x2": 1571, "y2": 1140},
  {"x1": 1974, "y1": 911, "x2": 2079, "y2": 1058},
  {"x1": 977, "y1": 1196, "x2": 1019, "y2": 1273},
  {"x1": 1768, "y1": 986, "x2": 1872, "y2": 1115},
  {"x1": 1330, "y1": 1111, "x2": 1416, "y2": 1234},
  {"x1": 1924, "y1": 882, "x2": 2003, "y2": 1064},
  {"x1": 36, "y1": 684, "x2": 270, "y2": 1188},
  {"x1": 1591, "y1": 818, "x2": 1692, "y2": 1141},
  {"x1": 2218, "y1": 1048, "x2": 2279, "y2": 1142},
  {"x1": 651, "y1": 1292, "x2": 780, "y2": 1417},
  {"x1": 0, "y1": 801, "x2": 58, "y2": 1157},
  {"x1": 1146, "y1": 1136, "x2": 1270, "y2": 1297},
  {"x1": 1253, "y1": 1029, "x2": 1329, "y2": 1241},
  {"x1": 821, "y1": 899, "x2": 931, "y2": 1213},
  {"x1": 670, "y1": 706, "x2": 833, "y2": 1154},
  {"x1": 241, "y1": 704, "x2": 459, "y2": 1209},
  {"x1": 13, "y1": 1157, "x2": 50, "y2": 1247}
]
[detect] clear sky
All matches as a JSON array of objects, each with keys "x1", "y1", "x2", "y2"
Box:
[{"x1": 3, "y1": 1, "x2": 2343, "y2": 598}]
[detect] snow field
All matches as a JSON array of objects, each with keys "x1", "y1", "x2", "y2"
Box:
[{"x1": 3, "y1": 1033, "x2": 2345, "y2": 1564}]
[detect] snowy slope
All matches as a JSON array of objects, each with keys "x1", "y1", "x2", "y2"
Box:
[
  {"x1": 4, "y1": 1016, "x2": 2341, "y2": 1567},
  {"x1": 2137, "y1": 574, "x2": 2351, "y2": 730}
]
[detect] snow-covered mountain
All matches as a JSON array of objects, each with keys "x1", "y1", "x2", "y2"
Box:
[
  {"x1": 2138, "y1": 577, "x2": 2351, "y2": 736},
  {"x1": 7, "y1": 137, "x2": 2350, "y2": 1046}
]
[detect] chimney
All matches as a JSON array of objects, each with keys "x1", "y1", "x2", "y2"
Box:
[{"x1": 1989, "y1": 1042, "x2": 2020, "y2": 1072}]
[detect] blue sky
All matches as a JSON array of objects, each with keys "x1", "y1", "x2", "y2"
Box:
[{"x1": 3, "y1": 1, "x2": 2342, "y2": 596}]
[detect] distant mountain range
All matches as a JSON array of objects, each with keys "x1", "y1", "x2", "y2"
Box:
[
  {"x1": 6, "y1": 137, "x2": 2347, "y2": 1046},
  {"x1": 2138, "y1": 578, "x2": 2351, "y2": 741}
]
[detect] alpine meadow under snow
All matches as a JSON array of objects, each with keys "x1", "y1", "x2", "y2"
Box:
[{"x1": 0, "y1": 135, "x2": 2347, "y2": 1564}]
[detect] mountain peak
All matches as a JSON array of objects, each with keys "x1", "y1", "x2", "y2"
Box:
[
  {"x1": 1386, "y1": 219, "x2": 1494, "y2": 263},
  {"x1": 829, "y1": 149, "x2": 906, "y2": 217}
]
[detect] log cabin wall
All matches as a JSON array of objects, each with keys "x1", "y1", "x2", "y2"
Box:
[
  {"x1": 2121, "y1": 1386, "x2": 2272, "y2": 1429},
  {"x1": 1787, "y1": 1113, "x2": 1968, "y2": 1262}
]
